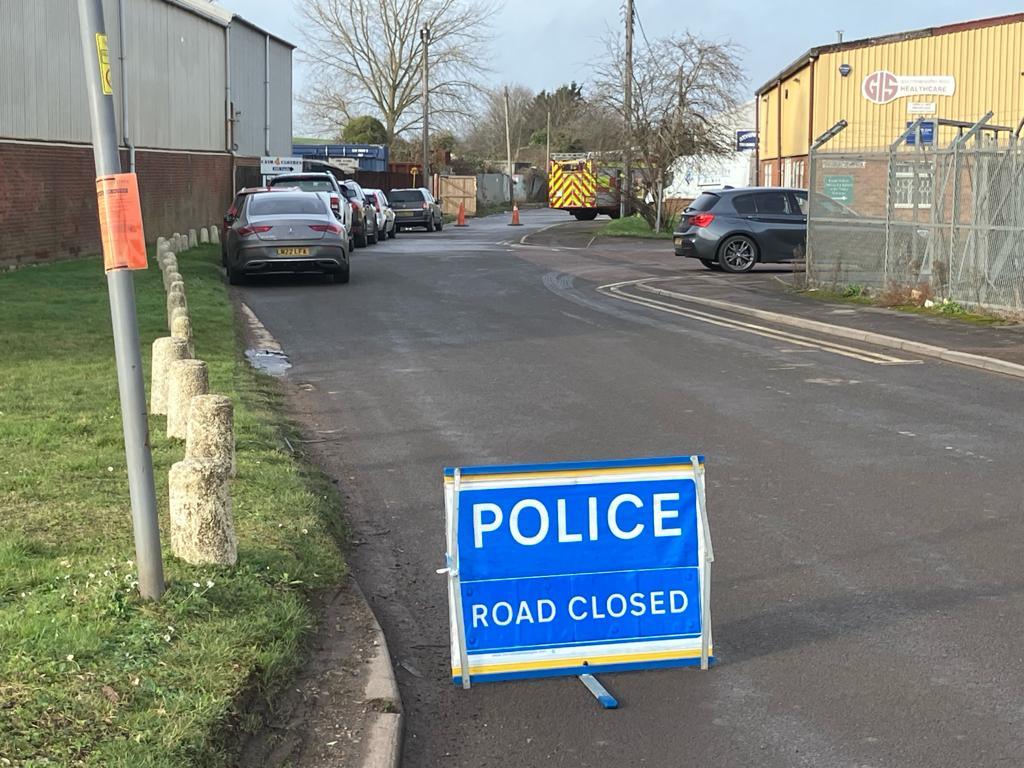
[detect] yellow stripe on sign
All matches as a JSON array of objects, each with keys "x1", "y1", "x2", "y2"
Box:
[
  {"x1": 453, "y1": 646, "x2": 714, "y2": 676},
  {"x1": 443, "y1": 462, "x2": 703, "y2": 485},
  {"x1": 95, "y1": 34, "x2": 113, "y2": 95}
]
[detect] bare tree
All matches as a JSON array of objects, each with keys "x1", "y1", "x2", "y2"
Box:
[
  {"x1": 594, "y1": 31, "x2": 744, "y2": 227},
  {"x1": 462, "y1": 84, "x2": 535, "y2": 166},
  {"x1": 298, "y1": 0, "x2": 497, "y2": 145}
]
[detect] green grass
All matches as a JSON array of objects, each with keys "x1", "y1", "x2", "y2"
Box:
[
  {"x1": 799, "y1": 287, "x2": 1008, "y2": 326},
  {"x1": 0, "y1": 245, "x2": 346, "y2": 766},
  {"x1": 598, "y1": 215, "x2": 674, "y2": 240}
]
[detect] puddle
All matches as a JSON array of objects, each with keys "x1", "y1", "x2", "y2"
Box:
[{"x1": 245, "y1": 348, "x2": 292, "y2": 376}]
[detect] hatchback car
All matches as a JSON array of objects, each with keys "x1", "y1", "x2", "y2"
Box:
[
  {"x1": 673, "y1": 187, "x2": 807, "y2": 272},
  {"x1": 339, "y1": 179, "x2": 379, "y2": 247},
  {"x1": 389, "y1": 188, "x2": 443, "y2": 232},
  {"x1": 363, "y1": 189, "x2": 397, "y2": 239},
  {"x1": 224, "y1": 191, "x2": 349, "y2": 284}
]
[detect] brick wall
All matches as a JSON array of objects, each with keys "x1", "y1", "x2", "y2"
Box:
[{"x1": 0, "y1": 142, "x2": 233, "y2": 268}]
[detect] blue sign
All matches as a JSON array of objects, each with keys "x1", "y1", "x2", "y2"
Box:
[
  {"x1": 736, "y1": 130, "x2": 758, "y2": 151},
  {"x1": 905, "y1": 120, "x2": 935, "y2": 145},
  {"x1": 443, "y1": 456, "x2": 714, "y2": 686}
]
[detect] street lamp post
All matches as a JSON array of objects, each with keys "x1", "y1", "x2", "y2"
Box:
[{"x1": 420, "y1": 25, "x2": 431, "y2": 191}]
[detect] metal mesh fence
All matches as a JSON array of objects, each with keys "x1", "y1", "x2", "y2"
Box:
[{"x1": 806, "y1": 137, "x2": 1024, "y2": 315}]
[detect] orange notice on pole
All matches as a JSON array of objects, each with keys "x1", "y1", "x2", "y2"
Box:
[{"x1": 96, "y1": 173, "x2": 147, "y2": 272}]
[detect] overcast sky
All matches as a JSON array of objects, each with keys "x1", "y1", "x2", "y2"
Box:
[{"x1": 220, "y1": 0, "x2": 1024, "y2": 131}]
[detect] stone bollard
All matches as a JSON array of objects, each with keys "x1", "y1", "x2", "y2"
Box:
[
  {"x1": 167, "y1": 359, "x2": 209, "y2": 439},
  {"x1": 172, "y1": 232, "x2": 181, "y2": 250},
  {"x1": 170, "y1": 305, "x2": 189, "y2": 330},
  {"x1": 157, "y1": 236, "x2": 168, "y2": 253},
  {"x1": 168, "y1": 280, "x2": 185, "y2": 298},
  {"x1": 163, "y1": 269, "x2": 181, "y2": 291},
  {"x1": 167, "y1": 291, "x2": 187, "y2": 328},
  {"x1": 186, "y1": 394, "x2": 235, "y2": 475},
  {"x1": 150, "y1": 336, "x2": 191, "y2": 415},
  {"x1": 171, "y1": 314, "x2": 195, "y2": 357},
  {"x1": 199, "y1": 227, "x2": 210, "y2": 244},
  {"x1": 169, "y1": 458, "x2": 237, "y2": 566},
  {"x1": 188, "y1": 229, "x2": 198, "y2": 248},
  {"x1": 210, "y1": 225, "x2": 220, "y2": 245}
]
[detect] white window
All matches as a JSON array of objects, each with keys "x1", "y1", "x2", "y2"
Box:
[
  {"x1": 893, "y1": 162, "x2": 933, "y2": 209},
  {"x1": 763, "y1": 163, "x2": 774, "y2": 187}
]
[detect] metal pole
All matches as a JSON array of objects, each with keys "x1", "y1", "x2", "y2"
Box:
[
  {"x1": 546, "y1": 109, "x2": 551, "y2": 176},
  {"x1": 620, "y1": 0, "x2": 634, "y2": 219},
  {"x1": 76, "y1": 0, "x2": 164, "y2": 601},
  {"x1": 504, "y1": 86, "x2": 514, "y2": 205},
  {"x1": 654, "y1": 169, "x2": 663, "y2": 232},
  {"x1": 420, "y1": 25, "x2": 431, "y2": 189}
]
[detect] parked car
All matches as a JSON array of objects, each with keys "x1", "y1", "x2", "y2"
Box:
[
  {"x1": 363, "y1": 189, "x2": 396, "y2": 239},
  {"x1": 222, "y1": 186, "x2": 298, "y2": 265},
  {"x1": 265, "y1": 172, "x2": 354, "y2": 252},
  {"x1": 223, "y1": 191, "x2": 349, "y2": 285},
  {"x1": 673, "y1": 187, "x2": 806, "y2": 273},
  {"x1": 389, "y1": 187, "x2": 444, "y2": 232},
  {"x1": 339, "y1": 179, "x2": 379, "y2": 248}
]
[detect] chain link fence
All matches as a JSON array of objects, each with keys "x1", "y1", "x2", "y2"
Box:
[{"x1": 806, "y1": 123, "x2": 1024, "y2": 315}]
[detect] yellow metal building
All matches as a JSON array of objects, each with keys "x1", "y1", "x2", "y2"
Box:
[{"x1": 755, "y1": 13, "x2": 1024, "y2": 186}]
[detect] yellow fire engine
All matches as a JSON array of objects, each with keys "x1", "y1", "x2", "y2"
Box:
[{"x1": 548, "y1": 154, "x2": 622, "y2": 220}]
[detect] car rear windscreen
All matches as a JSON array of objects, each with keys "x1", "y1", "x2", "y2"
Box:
[
  {"x1": 390, "y1": 190, "x2": 425, "y2": 203},
  {"x1": 688, "y1": 193, "x2": 720, "y2": 212},
  {"x1": 249, "y1": 195, "x2": 325, "y2": 216}
]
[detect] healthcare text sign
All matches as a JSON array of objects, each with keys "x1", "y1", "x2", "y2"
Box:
[{"x1": 443, "y1": 456, "x2": 713, "y2": 687}]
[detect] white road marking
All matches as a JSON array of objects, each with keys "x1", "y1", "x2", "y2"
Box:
[{"x1": 597, "y1": 282, "x2": 921, "y2": 366}]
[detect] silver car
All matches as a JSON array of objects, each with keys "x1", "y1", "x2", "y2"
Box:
[
  {"x1": 364, "y1": 189, "x2": 397, "y2": 239},
  {"x1": 224, "y1": 191, "x2": 350, "y2": 284}
]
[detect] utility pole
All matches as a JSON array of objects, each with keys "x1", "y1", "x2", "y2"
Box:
[
  {"x1": 76, "y1": 0, "x2": 164, "y2": 600},
  {"x1": 620, "y1": 0, "x2": 634, "y2": 219},
  {"x1": 504, "y1": 86, "x2": 514, "y2": 206},
  {"x1": 546, "y1": 109, "x2": 551, "y2": 172},
  {"x1": 420, "y1": 25, "x2": 431, "y2": 192}
]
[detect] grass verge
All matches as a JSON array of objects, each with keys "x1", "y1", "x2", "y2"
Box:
[
  {"x1": 0, "y1": 244, "x2": 345, "y2": 766},
  {"x1": 598, "y1": 215, "x2": 673, "y2": 240},
  {"x1": 797, "y1": 286, "x2": 1009, "y2": 326}
]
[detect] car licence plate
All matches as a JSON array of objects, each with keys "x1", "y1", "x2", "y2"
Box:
[
  {"x1": 673, "y1": 237, "x2": 683, "y2": 246},
  {"x1": 397, "y1": 210, "x2": 415, "y2": 217},
  {"x1": 277, "y1": 247, "x2": 309, "y2": 256}
]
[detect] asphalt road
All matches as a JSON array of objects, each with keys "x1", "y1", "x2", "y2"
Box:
[{"x1": 237, "y1": 210, "x2": 1024, "y2": 768}]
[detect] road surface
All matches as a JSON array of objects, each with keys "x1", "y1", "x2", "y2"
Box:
[{"x1": 236, "y1": 210, "x2": 1024, "y2": 768}]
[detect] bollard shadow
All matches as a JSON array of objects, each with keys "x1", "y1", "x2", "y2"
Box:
[{"x1": 716, "y1": 580, "x2": 1024, "y2": 664}]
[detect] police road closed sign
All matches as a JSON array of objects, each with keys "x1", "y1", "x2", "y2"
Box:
[{"x1": 443, "y1": 456, "x2": 714, "y2": 687}]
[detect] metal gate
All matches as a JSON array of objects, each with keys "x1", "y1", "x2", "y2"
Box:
[{"x1": 438, "y1": 175, "x2": 478, "y2": 217}]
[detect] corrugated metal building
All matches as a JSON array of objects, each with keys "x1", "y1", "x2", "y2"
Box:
[
  {"x1": 755, "y1": 13, "x2": 1024, "y2": 187},
  {"x1": 0, "y1": 0, "x2": 294, "y2": 266}
]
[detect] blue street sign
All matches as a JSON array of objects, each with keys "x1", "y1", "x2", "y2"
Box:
[
  {"x1": 443, "y1": 456, "x2": 714, "y2": 687},
  {"x1": 736, "y1": 130, "x2": 758, "y2": 151},
  {"x1": 905, "y1": 120, "x2": 935, "y2": 145}
]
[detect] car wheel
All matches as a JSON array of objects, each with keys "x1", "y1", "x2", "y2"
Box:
[
  {"x1": 394, "y1": 225, "x2": 402, "y2": 234},
  {"x1": 349, "y1": 236, "x2": 355, "y2": 252},
  {"x1": 369, "y1": 224, "x2": 378, "y2": 245},
  {"x1": 426, "y1": 218, "x2": 435, "y2": 232},
  {"x1": 356, "y1": 230, "x2": 368, "y2": 248},
  {"x1": 389, "y1": 224, "x2": 397, "y2": 239},
  {"x1": 718, "y1": 235, "x2": 758, "y2": 273},
  {"x1": 437, "y1": 217, "x2": 443, "y2": 231},
  {"x1": 227, "y1": 264, "x2": 244, "y2": 285},
  {"x1": 574, "y1": 210, "x2": 598, "y2": 221},
  {"x1": 699, "y1": 259, "x2": 722, "y2": 271},
  {"x1": 333, "y1": 265, "x2": 350, "y2": 284}
]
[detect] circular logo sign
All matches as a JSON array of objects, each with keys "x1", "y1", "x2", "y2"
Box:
[{"x1": 862, "y1": 70, "x2": 899, "y2": 104}]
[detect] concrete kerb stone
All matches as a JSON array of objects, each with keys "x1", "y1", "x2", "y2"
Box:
[
  {"x1": 353, "y1": 578, "x2": 403, "y2": 768},
  {"x1": 171, "y1": 314, "x2": 195, "y2": 357},
  {"x1": 169, "y1": 458, "x2": 237, "y2": 566},
  {"x1": 199, "y1": 227, "x2": 210, "y2": 244},
  {"x1": 641, "y1": 286, "x2": 1024, "y2": 381},
  {"x1": 167, "y1": 291, "x2": 188, "y2": 329},
  {"x1": 185, "y1": 394, "x2": 235, "y2": 475},
  {"x1": 188, "y1": 229, "x2": 198, "y2": 248},
  {"x1": 150, "y1": 336, "x2": 191, "y2": 416},
  {"x1": 167, "y1": 359, "x2": 209, "y2": 440}
]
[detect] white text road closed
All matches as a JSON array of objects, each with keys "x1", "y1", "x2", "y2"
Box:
[{"x1": 443, "y1": 456, "x2": 715, "y2": 686}]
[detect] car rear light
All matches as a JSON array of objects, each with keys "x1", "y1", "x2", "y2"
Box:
[
  {"x1": 690, "y1": 213, "x2": 715, "y2": 227},
  {"x1": 310, "y1": 223, "x2": 342, "y2": 234},
  {"x1": 422, "y1": 202, "x2": 430, "y2": 209},
  {"x1": 330, "y1": 194, "x2": 340, "y2": 212},
  {"x1": 237, "y1": 224, "x2": 272, "y2": 236}
]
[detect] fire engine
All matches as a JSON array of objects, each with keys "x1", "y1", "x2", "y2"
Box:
[{"x1": 547, "y1": 153, "x2": 622, "y2": 221}]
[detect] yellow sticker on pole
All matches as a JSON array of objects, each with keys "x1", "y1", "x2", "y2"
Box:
[
  {"x1": 96, "y1": 173, "x2": 148, "y2": 272},
  {"x1": 95, "y1": 33, "x2": 113, "y2": 95}
]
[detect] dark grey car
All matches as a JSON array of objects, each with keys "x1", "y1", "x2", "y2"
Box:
[
  {"x1": 673, "y1": 187, "x2": 807, "y2": 273},
  {"x1": 224, "y1": 191, "x2": 350, "y2": 284},
  {"x1": 389, "y1": 188, "x2": 444, "y2": 232}
]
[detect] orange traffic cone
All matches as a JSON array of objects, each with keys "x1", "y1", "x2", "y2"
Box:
[
  {"x1": 455, "y1": 200, "x2": 468, "y2": 227},
  {"x1": 508, "y1": 203, "x2": 522, "y2": 226}
]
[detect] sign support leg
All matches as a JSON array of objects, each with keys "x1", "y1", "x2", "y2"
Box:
[
  {"x1": 579, "y1": 674, "x2": 618, "y2": 709},
  {"x1": 449, "y1": 468, "x2": 472, "y2": 689},
  {"x1": 691, "y1": 455, "x2": 713, "y2": 670}
]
